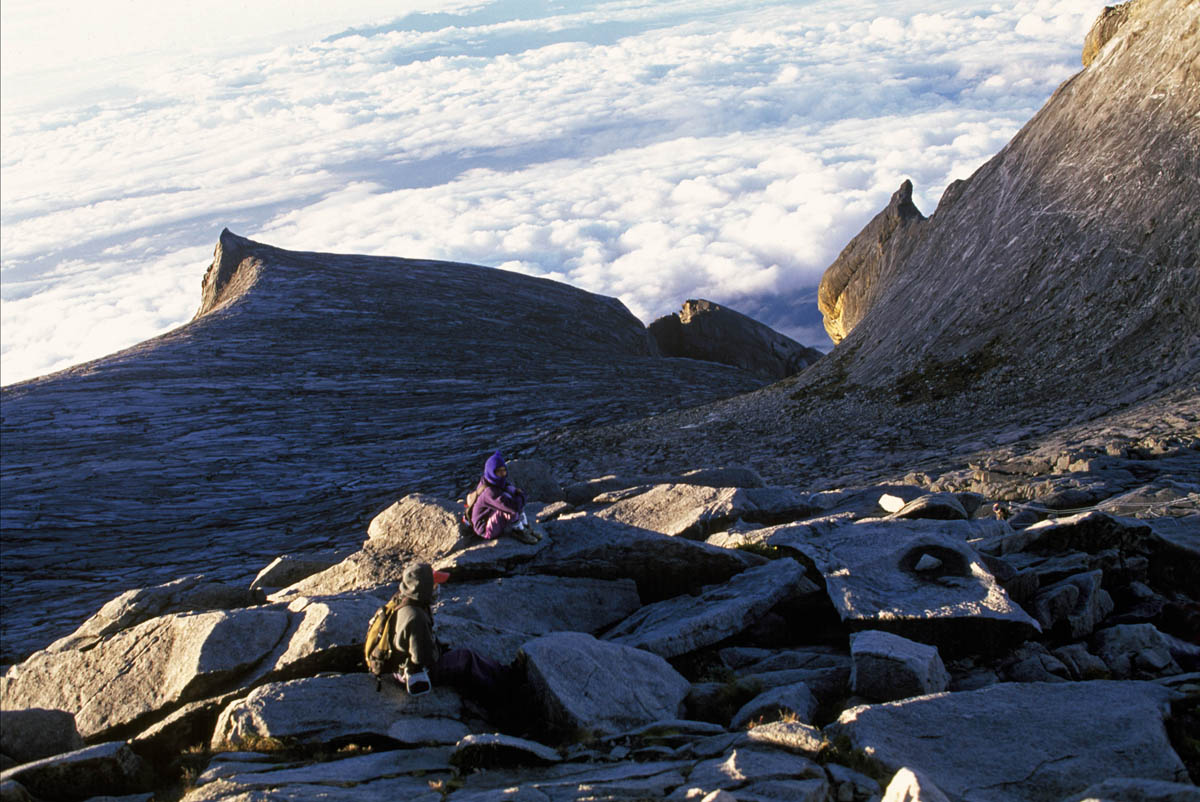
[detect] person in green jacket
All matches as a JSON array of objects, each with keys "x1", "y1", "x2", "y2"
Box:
[{"x1": 391, "y1": 561, "x2": 509, "y2": 700}]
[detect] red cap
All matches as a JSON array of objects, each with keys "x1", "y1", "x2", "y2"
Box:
[{"x1": 433, "y1": 570, "x2": 450, "y2": 584}]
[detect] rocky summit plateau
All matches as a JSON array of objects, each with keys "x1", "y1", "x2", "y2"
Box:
[{"x1": 1, "y1": 1, "x2": 1199, "y2": 801}]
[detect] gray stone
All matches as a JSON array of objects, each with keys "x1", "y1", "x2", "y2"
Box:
[
  {"x1": 729, "y1": 779, "x2": 830, "y2": 802},
  {"x1": 506, "y1": 459, "x2": 564, "y2": 503},
  {"x1": 211, "y1": 673, "x2": 468, "y2": 750},
  {"x1": 850, "y1": 630, "x2": 950, "y2": 702},
  {"x1": 881, "y1": 767, "x2": 951, "y2": 802},
  {"x1": 0, "y1": 779, "x2": 32, "y2": 802},
  {"x1": 729, "y1": 682, "x2": 817, "y2": 729},
  {"x1": 183, "y1": 773, "x2": 442, "y2": 802},
  {"x1": 189, "y1": 746, "x2": 451, "y2": 797},
  {"x1": 437, "y1": 575, "x2": 641, "y2": 643},
  {"x1": 1093, "y1": 624, "x2": 1183, "y2": 679},
  {"x1": 1001, "y1": 642, "x2": 1072, "y2": 683},
  {"x1": 452, "y1": 513, "x2": 762, "y2": 602},
  {"x1": 46, "y1": 575, "x2": 255, "y2": 652},
  {"x1": 828, "y1": 681, "x2": 1189, "y2": 801},
  {"x1": 745, "y1": 720, "x2": 826, "y2": 755},
  {"x1": 1052, "y1": 643, "x2": 1111, "y2": 681},
  {"x1": 670, "y1": 746, "x2": 825, "y2": 800},
  {"x1": 1061, "y1": 777, "x2": 1200, "y2": 801},
  {"x1": 764, "y1": 519, "x2": 1040, "y2": 654},
  {"x1": 451, "y1": 734, "x2": 561, "y2": 770},
  {"x1": 450, "y1": 759, "x2": 689, "y2": 802},
  {"x1": 1032, "y1": 570, "x2": 1113, "y2": 639},
  {"x1": 270, "y1": 546, "x2": 411, "y2": 601},
  {"x1": 260, "y1": 592, "x2": 383, "y2": 682},
  {"x1": 889, "y1": 493, "x2": 968, "y2": 521},
  {"x1": 365, "y1": 493, "x2": 469, "y2": 559},
  {"x1": 249, "y1": 554, "x2": 340, "y2": 593},
  {"x1": 826, "y1": 763, "x2": 882, "y2": 799},
  {"x1": 130, "y1": 690, "x2": 244, "y2": 765},
  {"x1": 0, "y1": 609, "x2": 290, "y2": 741},
  {"x1": 0, "y1": 741, "x2": 152, "y2": 802},
  {"x1": 563, "y1": 467, "x2": 766, "y2": 506},
  {"x1": 593, "y1": 483, "x2": 815, "y2": 540},
  {"x1": 980, "y1": 511, "x2": 1150, "y2": 557},
  {"x1": 520, "y1": 632, "x2": 689, "y2": 737},
  {"x1": 0, "y1": 709, "x2": 83, "y2": 766},
  {"x1": 605, "y1": 558, "x2": 812, "y2": 658},
  {"x1": 648, "y1": 298, "x2": 822, "y2": 380}
]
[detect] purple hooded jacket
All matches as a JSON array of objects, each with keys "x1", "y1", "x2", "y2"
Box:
[{"x1": 470, "y1": 451, "x2": 526, "y2": 537}]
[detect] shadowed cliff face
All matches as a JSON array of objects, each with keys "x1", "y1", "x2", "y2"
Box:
[
  {"x1": 0, "y1": 231, "x2": 766, "y2": 659},
  {"x1": 815, "y1": 0, "x2": 1199, "y2": 398}
]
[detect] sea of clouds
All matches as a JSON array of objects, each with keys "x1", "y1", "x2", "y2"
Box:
[{"x1": 1, "y1": 0, "x2": 1109, "y2": 385}]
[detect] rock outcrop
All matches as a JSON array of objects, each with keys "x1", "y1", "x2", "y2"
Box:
[
  {"x1": 816, "y1": 180, "x2": 926, "y2": 345},
  {"x1": 813, "y1": 0, "x2": 1199, "y2": 395},
  {"x1": 649, "y1": 299, "x2": 823, "y2": 380}
]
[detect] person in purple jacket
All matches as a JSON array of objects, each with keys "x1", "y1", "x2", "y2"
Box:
[{"x1": 466, "y1": 451, "x2": 541, "y2": 544}]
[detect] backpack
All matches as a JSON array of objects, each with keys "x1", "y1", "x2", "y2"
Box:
[{"x1": 364, "y1": 595, "x2": 403, "y2": 690}]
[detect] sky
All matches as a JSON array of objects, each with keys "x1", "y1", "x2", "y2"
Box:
[{"x1": 0, "y1": 0, "x2": 1110, "y2": 386}]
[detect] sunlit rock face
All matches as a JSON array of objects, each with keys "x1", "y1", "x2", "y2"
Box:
[
  {"x1": 815, "y1": 0, "x2": 1199, "y2": 398},
  {"x1": 816, "y1": 180, "x2": 925, "y2": 346},
  {"x1": 0, "y1": 230, "x2": 769, "y2": 660}
]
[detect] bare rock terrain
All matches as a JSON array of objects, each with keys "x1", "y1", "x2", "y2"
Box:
[
  {"x1": 0, "y1": 231, "x2": 771, "y2": 662},
  {"x1": 1, "y1": 1, "x2": 1198, "y2": 800}
]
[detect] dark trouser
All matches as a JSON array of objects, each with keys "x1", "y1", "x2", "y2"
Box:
[{"x1": 430, "y1": 647, "x2": 507, "y2": 700}]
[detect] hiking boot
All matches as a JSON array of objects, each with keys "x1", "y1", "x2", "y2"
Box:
[{"x1": 511, "y1": 526, "x2": 539, "y2": 545}]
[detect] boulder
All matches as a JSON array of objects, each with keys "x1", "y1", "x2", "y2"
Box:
[
  {"x1": 0, "y1": 609, "x2": 290, "y2": 741},
  {"x1": 1000, "y1": 641, "x2": 1072, "y2": 683},
  {"x1": 184, "y1": 752, "x2": 445, "y2": 802},
  {"x1": 850, "y1": 630, "x2": 950, "y2": 702},
  {"x1": 270, "y1": 546, "x2": 410, "y2": 601},
  {"x1": 46, "y1": 575, "x2": 255, "y2": 652},
  {"x1": 505, "y1": 459, "x2": 564, "y2": 503},
  {"x1": 0, "y1": 709, "x2": 83, "y2": 766},
  {"x1": 437, "y1": 575, "x2": 641, "y2": 641},
  {"x1": 1051, "y1": 643, "x2": 1111, "y2": 681},
  {"x1": 744, "y1": 721, "x2": 826, "y2": 756},
  {"x1": 365, "y1": 493, "x2": 469, "y2": 559},
  {"x1": 763, "y1": 519, "x2": 1040, "y2": 654},
  {"x1": 130, "y1": 690, "x2": 244, "y2": 765},
  {"x1": 259, "y1": 593, "x2": 382, "y2": 681},
  {"x1": 448, "y1": 513, "x2": 763, "y2": 602},
  {"x1": 449, "y1": 759, "x2": 690, "y2": 802},
  {"x1": 881, "y1": 767, "x2": 951, "y2": 802},
  {"x1": 1092, "y1": 624, "x2": 1183, "y2": 679},
  {"x1": 828, "y1": 681, "x2": 1189, "y2": 801},
  {"x1": 729, "y1": 682, "x2": 817, "y2": 729},
  {"x1": 1031, "y1": 570, "x2": 1114, "y2": 639},
  {"x1": 520, "y1": 632, "x2": 689, "y2": 737},
  {"x1": 979, "y1": 511, "x2": 1149, "y2": 557},
  {"x1": 450, "y1": 733, "x2": 561, "y2": 770},
  {"x1": 249, "y1": 554, "x2": 340, "y2": 594},
  {"x1": 0, "y1": 741, "x2": 152, "y2": 802},
  {"x1": 593, "y1": 483, "x2": 817, "y2": 539},
  {"x1": 563, "y1": 467, "x2": 765, "y2": 506},
  {"x1": 0, "y1": 779, "x2": 33, "y2": 802},
  {"x1": 604, "y1": 558, "x2": 813, "y2": 658},
  {"x1": 669, "y1": 746, "x2": 826, "y2": 801},
  {"x1": 888, "y1": 493, "x2": 967, "y2": 521},
  {"x1": 212, "y1": 673, "x2": 468, "y2": 750}
]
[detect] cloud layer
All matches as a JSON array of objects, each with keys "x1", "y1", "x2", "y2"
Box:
[{"x1": 1, "y1": 0, "x2": 1109, "y2": 385}]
